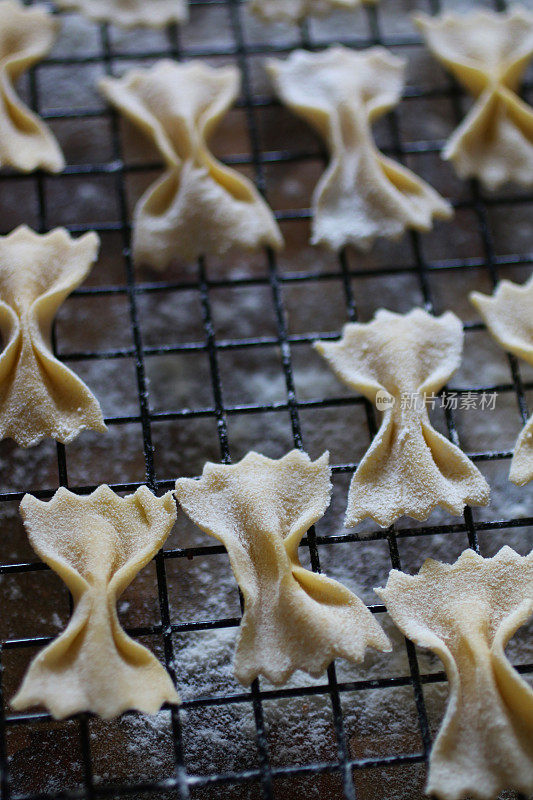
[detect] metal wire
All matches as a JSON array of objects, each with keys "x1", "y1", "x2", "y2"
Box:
[{"x1": 0, "y1": 0, "x2": 531, "y2": 798}]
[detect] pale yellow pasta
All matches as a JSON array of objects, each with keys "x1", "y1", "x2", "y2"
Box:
[
  {"x1": 415, "y1": 7, "x2": 533, "y2": 189},
  {"x1": 12, "y1": 485, "x2": 180, "y2": 720},
  {"x1": 315, "y1": 309, "x2": 489, "y2": 527},
  {"x1": 0, "y1": 226, "x2": 106, "y2": 447},
  {"x1": 99, "y1": 61, "x2": 282, "y2": 270},
  {"x1": 0, "y1": 0, "x2": 64, "y2": 172},
  {"x1": 470, "y1": 275, "x2": 533, "y2": 485},
  {"x1": 376, "y1": 547, "x2": 533, "y2": 800},
  {"x1": 55, "y1": 0, "x2": 188, "y2": 27},
  {"x1": 175, "y1": 450, "x2": 390, "y2": 686},
  {"x1": 267, "y1": 46, "x2": 452, "y2": 251}
]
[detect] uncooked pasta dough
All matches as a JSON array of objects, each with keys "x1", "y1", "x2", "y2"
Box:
[
  {"x1": 415, "y1": 7, "x2": 533, "y2": 190},
  {"x1": 99, "y1": 60, "x2": 283, "y2": 270},
  {"x1": 0, "y1": 0, "x2": 64, "y2": 172},
  {"x1": 12, "y1": 485, "x2": 180, "y2": 719},
  {"x1": 315, "y1": 309, "x2": 490, "y2": 527},
  {"x1": 0, "y1": 226, "x2": 106, "y2": 446},
  {"x1": 267, "y1": 46, "x2": 452, "y2": 251},
  {"x1": 249, "y1": 0, "x2": 374, "y2": 23},
  {"x1": 376, "y1": 546, "x2": 533, "y2": 800},
  {"x1": 55, "y1": 0, "x2": 188, "y2": 27},
  {"x1": 175, "y1": 450, "x2": 390, "y2": 686},
  {"x1": 470, "y1": 275, "x2": 533, "y2": 485}
]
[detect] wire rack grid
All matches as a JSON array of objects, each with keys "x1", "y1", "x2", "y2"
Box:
[{"x1": 0, "y1": 0, "x2": 532, "y2": 798}]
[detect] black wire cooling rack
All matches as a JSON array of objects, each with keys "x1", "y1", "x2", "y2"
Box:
[{"x1": 0, "y1": 0, "x2": 532, "y2": 798}]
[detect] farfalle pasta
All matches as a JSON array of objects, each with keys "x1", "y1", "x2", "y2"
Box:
[
  {"x1": 470, "y1": 275, "x2": 533, "y2": 485},
  {"x1": 12, "y1": 485, "x2": 180, "y2": 720},
  {"x1": 55, "y1": 0, "x2": 188, "y2": 27},
  {"x1": 175, "y1": 450, "x2": 390, "y2": 686},
  {"x1": 267, "y1": 46, "x2": 452, "y2": 251},
  {"x1": 0, "y1": 226, "x2": 106, "y2": 447},
  {"x1": 415, "y1": 7, "x2": 533, "y2": 190},
  {"x1": 315, "y1": 309, "x2": 490, "y2": 527},
  {"x1": 99, "y1": 61, "x2": 282, "y2": 270},
  {"x1": 376, "y1": 547, "x2": 533, "y2": 800},
  {"x1": 0, "y1": 0, "x2": 64, "y2": 173},
  {"x1": 249, "y1": 0, "x2": 374, "y2": 23}
]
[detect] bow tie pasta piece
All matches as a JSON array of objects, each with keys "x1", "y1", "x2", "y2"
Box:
[
  {"x1": 0, "y1": 226, "x2": 107, "y2": 447},
  {"x1": 470, "y1": 275, "x2": 533, "y2": 485},
  {"x1": 414, "y1": 8, "x2": 533, "y2": 190},
  {"x1": 249, "y1": 0, "x2": 374, "y2": 23},
  {"x1": 376, "y1": 547, "x2": 533, "y2": 800},
  {"x1": 0, "y1": 1, "x2": 64, "y2": 173},
  {"x1": 55, "y1": 0, "x2": 188, "y2": 27},
  {"x1": 99, "y1": 61, "x2": 283, "y2": 270},
  {"x1": 315, "y1": 309, "x2": 490, "y2": 527},
  {"x1": 267, "y1": 46, "x2": 452, "y2": 251},
  {"x1": 12, "y1": 485, "x2": 179, "y2": 720},
  {"x1": 175, "y1": 450, "x2": 390, "y2": 686}
]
